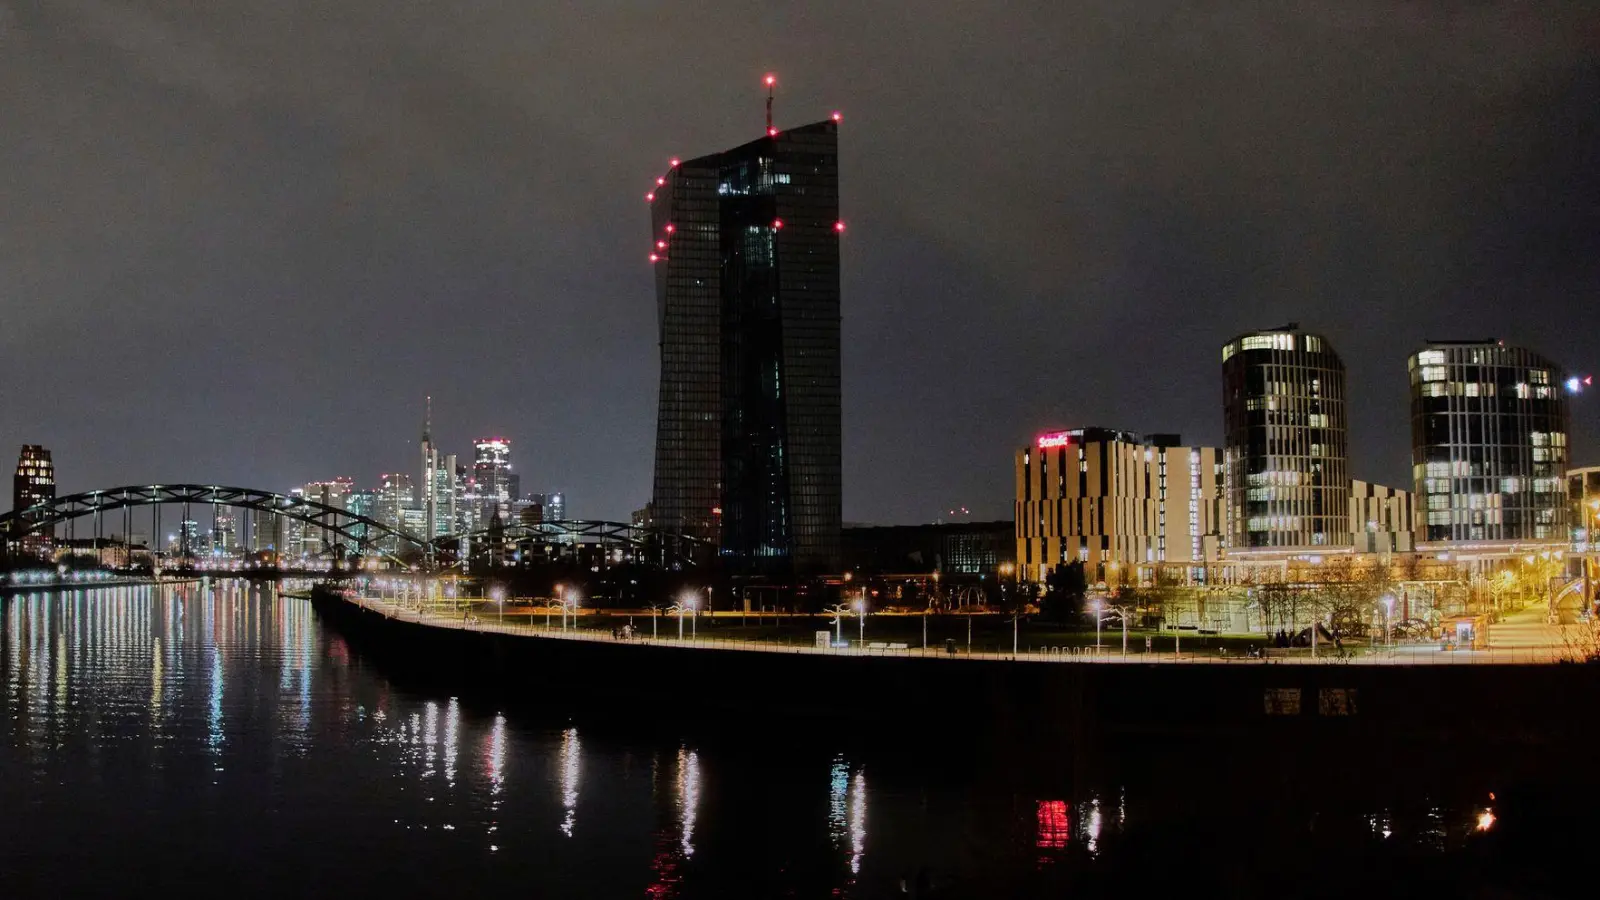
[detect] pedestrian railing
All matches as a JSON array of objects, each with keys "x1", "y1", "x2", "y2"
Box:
[{"x1": 338, "y1": 595, "x2": 1584, "y2": 666}]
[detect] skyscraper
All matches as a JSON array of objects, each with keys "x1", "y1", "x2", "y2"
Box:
[
  {"x1": 1221, "y1": 325, "x2": 1350, "y2": 551},
  {"x1": 649, "y1": 115, "x2": 843, "y2": 576},
  {"x1": 1409, "y1": 340, "x2": 1571, "y2": 544},
  {"x1": 472, "y1": 437, "x2": 512, "y2": 521},
  {"x1": 12, "y1": 444, "x2": 54, "y2": 513},
  {"x1": 418, "y1": 398, "x2": 457, "y2": 539},
  {"x1": 11, "y1": 445, "x2": 55, "y2": 557}
]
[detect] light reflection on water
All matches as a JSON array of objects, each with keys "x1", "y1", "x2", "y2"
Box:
[{"x1": 0, "y1": 582, "x2": 1539, "y2": 897}]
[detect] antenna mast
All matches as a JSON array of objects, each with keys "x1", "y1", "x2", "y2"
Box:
[{"x1": 764, "y1": 73, "x2": 777, "y2": 135}]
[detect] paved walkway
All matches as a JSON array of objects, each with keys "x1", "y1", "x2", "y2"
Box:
[{"x1": 333, "y1": 593, "x2": 1582, "y2": 666}]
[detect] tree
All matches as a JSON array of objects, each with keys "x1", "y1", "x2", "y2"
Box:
[{"x1": 1042, "y1": 561, "x2": 1087, "y2": 620}]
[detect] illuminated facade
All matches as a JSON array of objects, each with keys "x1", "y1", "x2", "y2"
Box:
[
  {"x1": 1015, "y1": 428, "x2": 1224, "y2": 584},
  {"x1": 650, "y1": 118, "x2": 842, "y2": 575},
  {"x1": 1410, "y1": 340, "x2": 1571, "y2": 545},
  {"x1": 472, "y1": 437, "x2": 513, "y2": 522},
  {"x1": 1222, "y1": 325, "x2": 1350, "y2": 551},
  {"x1": 417, "y1": 399, "x2": 458, "y2": 539},
  {"x1": 11, "y1": 445, "x2": 56, "y2": 557},
  {"x1": 1348, "y1": 480, "x2": 1417, "y2": 553},
  {"x1": 1570, "y1": 466, "x2": 1600, "y2": 553}
]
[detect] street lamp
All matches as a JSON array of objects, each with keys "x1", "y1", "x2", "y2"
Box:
[
  {"x1": 1092, "y1": 598, "x2": 1103, "y2": 651},
  {"x1": 826, "y1": 602, "x2": 850, "y2": 647},
  {"x1": 857, "y1": 597, "x2": 867, "y2": 646},
  {"x1": 1380, "y1": 593, "x2": 1395, "y2": 651}
]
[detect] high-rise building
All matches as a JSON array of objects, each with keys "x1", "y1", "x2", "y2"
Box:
[
  {"x1": 377, "y1": 473, "x2": 414, "y2": 538},
  {"x1": 544, "y1": 491, "x2": 565, "y2": 523},
  {"x1": 1014, "y1": 428, "x2": 1224, "y2": 584},
  {"x1": 1409, "y1": 340, "x2": 1571, "y2": 545},
  {"x1": 418, "y1": 398, "x2": 458, "y2": 539},
  {"x1": 211, "y1": 513, "x2": 237, "y2": 556},
  {"x1": 1221, "y1": 325, "x2": 1350, "y2": 551},
  {"x1": 301, "y1": 478, "x2": 353, "y2": 556},
  {"x1": 12, "y1": 444, "x2": 54, "y2": 512},
  {"x1": 650, "y1": 116, "x2": 843, "y2": 575},
  {"x1": 472, "y1": 438, "x2": 512, "y2": 523},
  {"x1": 10, "y1": 445, "x2": 55, "y2": 557}
]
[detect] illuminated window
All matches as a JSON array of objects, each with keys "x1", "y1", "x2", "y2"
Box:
[{"x1": 1417, "y1": 350, "x2": 1446, "y2": 365}]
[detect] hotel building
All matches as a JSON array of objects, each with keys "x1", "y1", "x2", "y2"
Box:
[{"x1": 1014, "y1": 428, "x2": 1224, "y2": 584}]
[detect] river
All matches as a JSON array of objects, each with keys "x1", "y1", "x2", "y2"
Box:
[{"x1": 0, "y1": 582, "x2": 1584, "y2": 897}]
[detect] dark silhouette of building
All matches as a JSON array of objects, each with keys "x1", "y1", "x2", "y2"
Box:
[
  {"x1": 1409, "y1": 340, "x2": 1571, "y2": 545},
  {"x1": 842, "y1": 521, "x2": 1014, "y2": 576},
  {"x1": 1222, "y1": 325, "x2": 1350, "y2": 551},
  {"x1": 650, "y1": 118, "x2": 842, "y2": 576}
]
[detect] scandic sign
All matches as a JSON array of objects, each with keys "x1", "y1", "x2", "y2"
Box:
[{"x1": 1036, "y1": 432, "x2": 1072, "y2": 449}]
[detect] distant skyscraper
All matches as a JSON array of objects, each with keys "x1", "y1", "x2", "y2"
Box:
[
  {"x1": 649, "y1": 115, "x2": 843, "y2": 575},
  {"x1": 12, "y1": 444, "x2": 54, "y2": 512},
  {"x1": 11, "y1": 445, "x2": 55, "y2": 557},
  {"x1": 1221, "y1": 325, "x2": 1350, "y2": 551},
  {"x1": 544, "y1": 491, "x2": 565, "y2": 523},
  {"x1": 418, "y1": 398, "x2": 457, "y2": 539},
  {"x1": 472, "y1": 437, "x2": 512, "y2": 521},
  {"x1": 1409, "y1": 340, "x2": 1571, "y2": 544}
]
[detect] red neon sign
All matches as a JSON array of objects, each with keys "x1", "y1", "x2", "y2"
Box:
[{"x1": 1037, "y1": 432, "x2": 1072, "y2": 449}]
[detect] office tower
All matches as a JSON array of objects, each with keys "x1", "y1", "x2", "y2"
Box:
[
  {"x1": 377, "y1": 472, "x2": 414, "y2": 540},
  {"x1": 1015, "y1": 428, "x2": 1224, "y2": 583},
  {"x1": 544, "y1": 491, "x2": 565, "y2": 523},
  {"x1": 472, "y1": 438, "x2": 512, "y2": 521},
  {"x1": 211, "y1": 513, "x2": 237, "y2": 556},
  {"x1": 300, "y1": 478, "x2": 353, "y2": 556},
  {"x1": 1221, "y1": 325, "x2": 1350, "y2": 551},
  {"x1": 649, "y1": 115, "x2": 843, "y2": 575},
  {"x1": 418, "y1": 398, "x2": 458, "y2": 539},
  {"x1": 10, "y1": 445, "x2": 55, "y2": 557},
  {"x1": 1409, "y1": 340, "x2": 1571, "y2": 544},
  {"x1": 12, "y1": 444, "x2": 54, "y2": 512}
]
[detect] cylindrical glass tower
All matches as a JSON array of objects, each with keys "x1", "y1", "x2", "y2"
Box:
[
  {"x1": 1221, "y1": 325, "x2": 1349, "y2": 550},
  {"x1": 1409, "y1": 340, "x2": 1570, "y2": 544}
]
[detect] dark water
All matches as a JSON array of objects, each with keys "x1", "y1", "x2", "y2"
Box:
[{"x1": 0, "y1": 583, "x2": 1583, "y2": 898}]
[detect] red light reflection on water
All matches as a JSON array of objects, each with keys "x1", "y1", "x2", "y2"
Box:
[{"x1": 1036, "y1": 800, "x2": 1069, "y2": 849}]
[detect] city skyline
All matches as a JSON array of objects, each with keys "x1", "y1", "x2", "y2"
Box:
[{"x1": 1, "y1": 4, "x2": 1596, "y2": 524}]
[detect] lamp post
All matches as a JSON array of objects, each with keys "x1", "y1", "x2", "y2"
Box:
[
  {"x1": 554, "y1": 584, "x2": 564, "y2": 631},
  {"x1": 826, "y1": 603, "x2": 850, "y2": 647},
  {"x1": 857, "y1": 597, "x2": 867, "y2": 646},
  {"x1": 1093, "y1": 598, "x2": 1103, "y2": 651},
  {"x1": 1381, "y1": 593, "x2": 1394, "y2": 652}
]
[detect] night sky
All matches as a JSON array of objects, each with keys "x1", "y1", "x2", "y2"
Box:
[{"x1": 2, "y1": 2, "x2": 1596, "y2": 524}]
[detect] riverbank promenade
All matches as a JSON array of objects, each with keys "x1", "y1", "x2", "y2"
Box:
[{"x1": 328, "y1": 590, "x2": 1581, "y2": 666}]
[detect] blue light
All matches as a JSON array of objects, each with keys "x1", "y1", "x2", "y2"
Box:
[{"x1": 1567, "y1": 376, "x2": 1583, "y2": 394}]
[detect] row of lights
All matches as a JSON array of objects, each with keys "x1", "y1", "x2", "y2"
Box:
[{"x1": 647, "y1": 74, "x2": 846, "y2": 264}]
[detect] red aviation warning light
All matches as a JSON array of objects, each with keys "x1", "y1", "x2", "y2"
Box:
[
  {"x1": 649, "y1": 253, "x2": 660, "y2": 263},
  {"x1": 767, "y1": 127, "x2": 779, "y2": 137},
  {"x1": 664, "y1": 223, "x2": 675, "y2": 233},
  {"x1": 669, "y1": 157, "x2": 681, "y2": 167},
  {"x1": 772, "y1": 218, "x2": 783, "y2": 230},
  {"x1": 831, "y1": 111, "x2": 842, "y2": 122},
  {"x1": 656, "y1": 240, "x2": 667, "y2": 249},
  {"x1": 646, "y1": 192, "x2": 655, "y2": 202},
  {"x1": 834, "y1": 221, "x2": 846, "y2": 232},
  {"x1": 656, "y1": 176, "x2": 666, "y2": 186}
]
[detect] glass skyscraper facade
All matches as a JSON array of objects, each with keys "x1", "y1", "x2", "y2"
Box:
[
  {"x1": 1221, "y1": 325, "x2": 1350, "y2": 550},
  {"x1": 650, "y1": 119, "x2": 842, "y2": 575},
  {"x1": 1409, "y1": 340, "x2": 1570, "y2": 544}
]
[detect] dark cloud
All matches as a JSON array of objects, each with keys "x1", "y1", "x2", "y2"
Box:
[{"x1": 1, "y1": 1, "x2": 1595, "y2": 522}]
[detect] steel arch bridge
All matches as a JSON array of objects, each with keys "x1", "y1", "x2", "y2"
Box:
[{"x1": 0, "y1": 484, "x2": 427, "y2": 564}]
